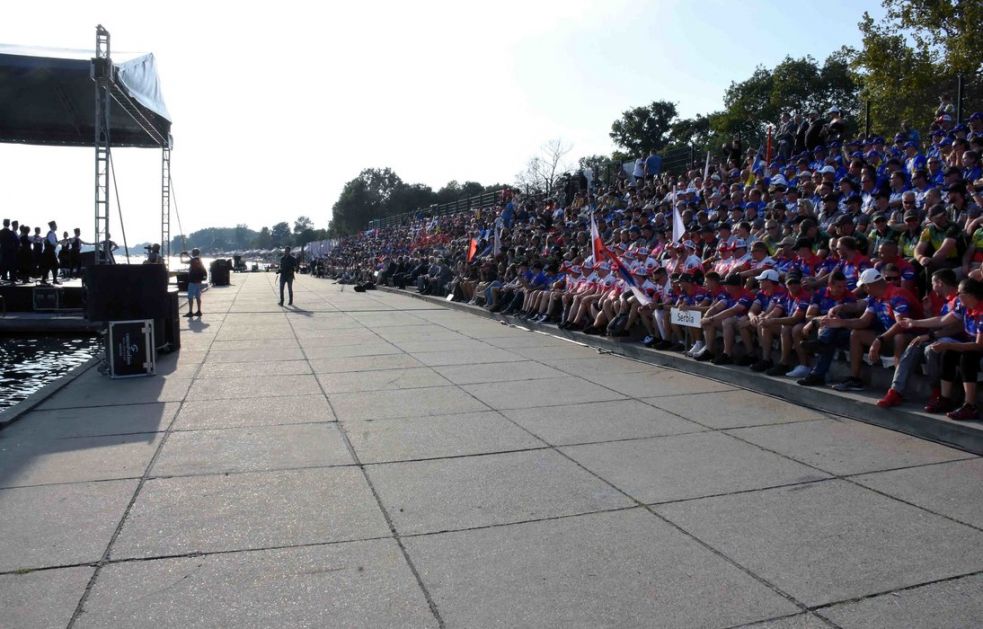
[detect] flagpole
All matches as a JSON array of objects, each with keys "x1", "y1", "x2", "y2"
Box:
[{"x1": 703, "y1": 150, "x2": 711, "y2": 181}]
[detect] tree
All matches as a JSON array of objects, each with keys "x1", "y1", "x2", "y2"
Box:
[
  {"x1": 578, "y1": 154, "x2": 616, "y2": 186},
  {"x1": 293, "y1": 216, "x2": 314, "y2": 235},
  {"x1": 328, "y1": 167, "x2": 405, "y2": 235},
  {"x1": 254, "y1": 227, "x2": 272, "y2": 249},
  {"x1": 234, "y1": 224, "x2": 251, "y2": 249},
  {"x1": 271, "y1": 221, "x2": 292, "y2": 247},
  {"x1": 515, "y1": 138, "x2": 572, "y2": 196},
  {"x1": 852, "y1": 1, "x2": 982, "y2": 134},
  {"x1": 609, "y1": 100, "x2": 678, "y2": 156}
]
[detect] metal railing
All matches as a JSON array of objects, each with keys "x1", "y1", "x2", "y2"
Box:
[{"x1": 368, "y1": 189, "x2": 506, "y2": 230}]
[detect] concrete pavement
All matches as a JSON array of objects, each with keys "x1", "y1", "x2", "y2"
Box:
[{"x1": 2, "y1": 273, "x2": 983, "y2": 628}]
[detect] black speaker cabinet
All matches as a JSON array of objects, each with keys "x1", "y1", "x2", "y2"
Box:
[
  {"x1": 86, "y1": 264, "x2": 169, "y2": 322},
  {"x1": 155, "y1": 289, "x2": 181, "y2": 353}
]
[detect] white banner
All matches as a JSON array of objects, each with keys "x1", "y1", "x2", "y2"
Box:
[{"x1": 670, "y1": 307, "x2": 702, "y2": 328}]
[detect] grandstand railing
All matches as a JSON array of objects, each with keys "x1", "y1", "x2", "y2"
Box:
[{"x1": 368, "y1": 189, "x2": 506, "y2": 230}]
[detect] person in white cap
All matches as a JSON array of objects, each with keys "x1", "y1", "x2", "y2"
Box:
[
  {"x1": 820, "y1": 267, "x2": 922, "y2": 391},
  {"x1": 740, "y1": 269, "x2": 788, "y2": 370}
]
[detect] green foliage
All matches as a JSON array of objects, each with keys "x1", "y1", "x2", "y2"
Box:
[
  {"x1": 270, "y1": 222, "x2": 292, "y2": 247},
  {"x1": 170, "y1": 226, "x2": 258, "y2": 253},
  {"x1": 609, "y1": 100, "x2": 678, "y2": 155}
]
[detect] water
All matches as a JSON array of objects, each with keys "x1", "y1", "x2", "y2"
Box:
[{"x1": 0, "y1": 335, "x2": 102, "y2": 411}]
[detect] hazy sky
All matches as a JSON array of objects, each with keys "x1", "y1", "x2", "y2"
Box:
[{"x1": 2, "y1": 1, "x2": 885, "y2": 244}]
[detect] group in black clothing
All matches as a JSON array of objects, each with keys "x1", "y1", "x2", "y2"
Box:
[{"x1": 0, "y1": 219, "x2": 84, "y2": 286}]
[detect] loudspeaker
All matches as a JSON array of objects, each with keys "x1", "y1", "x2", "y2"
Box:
[
  {"x1": 86, "y1": 264, "x2": 169, "y2": 321},
  {"x1": 155, "y1": 289, "x2": 181, "y2": 353}
]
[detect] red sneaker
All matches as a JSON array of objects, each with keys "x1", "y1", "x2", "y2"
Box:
[
  {"x1": 947, "y1": 404, "x2": 980, "y2": 421},
  {"x1": 876, "y1": 388, "x2": 903, "y2": 408}
]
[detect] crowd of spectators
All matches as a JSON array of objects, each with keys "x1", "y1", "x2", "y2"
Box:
[{"x1": 323, "y1": 107, "x2": 983, "y2": 420}]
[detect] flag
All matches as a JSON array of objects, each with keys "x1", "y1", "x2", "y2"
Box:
[
  {"x1": 596, "y1": 238, "x2": 651, "y2": 305},
  {"x1": 466, "y1": 238, "x2": 478, "y2": 263},
  {"x1": 672, "y1": 203, "x2": 686, "y2": 244},
  {"x1": 493, "y1": 218, "x2": 502, "y2": 256},
  {"x1": 590, "y1": 212, "x2": 605, "y2": 263},
  {"x1": 765, "y1": 125, "x2": 773, "y2": 167},
  {"x1": 703, "y1": 150, "x2": 711, "y2": 181}
]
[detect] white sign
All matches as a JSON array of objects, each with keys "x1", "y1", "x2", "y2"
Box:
[{"x1": 670, "y1": 307, "x2": 702, "y2": 328}]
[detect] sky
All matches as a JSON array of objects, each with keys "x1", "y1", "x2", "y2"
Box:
[{"x1": 2, "y1": 0, "x2": 886, "y2": 244}]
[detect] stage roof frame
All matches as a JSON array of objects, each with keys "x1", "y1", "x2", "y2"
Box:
[{"x1": 0, "y1": 43, "x2": 171, "y2": 148}]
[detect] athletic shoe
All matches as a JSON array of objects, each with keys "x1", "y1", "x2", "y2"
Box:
[
  {"x1": 765, "y1": 363, "x2": 792, "y2": 377},
  {"x1": 832, "y1": 377, "x2": 865, "y2": 392},
  {"x1": 669, "y1": 342, "x2": 687, "y2": 352},
  {"x1": 642, "y1": 335, "x2": 654, "y2": 346},
  {"x1": 750, "y1": 359, "x2": 773, "y2": 372},
  {"x1": 797, "y1": 373, "x2": 825, "y2": 386},
  {"x1": 735, "y1": 354, "x2": 756, "y2": 367},
  {"x1": 686, "y1": 341, "x2": 705, "y2": 357},
  {"x1": 711, "y1": 353, "x2": 733, "y2": 365},
  {"x1": 692, "y1": 344, "x2": 711, "y2": 359},
  {"x1": 182, "y1": 312, "x2": 193, "y2": 318},
  {"x1": 194, "y1": 311, "x2": 202, "y2": 317},
  {"x1": 786, "y1": 365, "x2": 811, "y2": 379},
  {"x1": 924, "y1": 395, "x2": 958, "y2": 414},
  {"x1": 947, "y1": 404, "x2": 980, "y2": 421},
  {"x1": 654, "y1": 340, "x2": 673, "y2": 350},
  {"x1": 876, "y1": 388, "x2": 903, "y2": 408},
  {"x1": 694, "y1": 350, "x2": 714, "y2": 362}
]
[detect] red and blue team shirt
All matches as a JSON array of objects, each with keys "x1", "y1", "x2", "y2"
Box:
[
  {"x1": 961, "y1": 302, "x2": 983, "y2": 339},
  {"x1": 864, "y1": 285, "x2": 922, "y2": 331},
  {"x1": 750, "y1": 287, "x2": 788, "y2": 312},
  {"x1": 677, "y1": 286, "x2": 709, "y2": 307},
  {"x1": 773, "y1": 256, "x2": 796, "y2": 276},
  {"x1": 810, "y1": 287, "x2": 857, "y2": 315},
  {"x1": 836, "y1": 254, "x2": 873, "y2": 291},
  {"x1": 784, "y1": 288, "x2": 812, "y2": 316},
  {"x1": 599, "y1": 274, "x2": 617, "y2": 293},
  {"x1": 705, "y1": 285, "x2": 726, "y2": 301},
  {"x1": 874, "y1": 257, "x2": 917, "y2": 283},
  {"x1": 715, "y1": 288, "x2": 752, "y2": 311},
  {"x1": 793, "y1": 254, "x2": 822, "y2": 277},
  {"x1": 748, "y1": 256, "x2": 776, "y2": 272},
  {"x1": 817, "y1": 255, "x2": 840, "y2": 276}
]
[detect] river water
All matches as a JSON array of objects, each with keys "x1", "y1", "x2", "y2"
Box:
[{"x1": 1, "y1": 335, "x2": 102, "y2": 411}]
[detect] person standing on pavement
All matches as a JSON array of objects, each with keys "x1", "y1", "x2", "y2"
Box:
[
  {"x1": 185, "y1": 248, "x2": 206, "y2": 318},
  {"x1": 276, "y1": 246, "x2": 297, "y2": 306}
]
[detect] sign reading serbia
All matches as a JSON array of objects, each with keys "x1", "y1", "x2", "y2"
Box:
[{"x1": 670, "y1": 307, "x2": 702, "y2": 328}]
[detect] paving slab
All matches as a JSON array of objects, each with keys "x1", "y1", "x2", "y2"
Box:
[
  {"x1": 0, "y1": 402, "x2": 178, "y2": 439},
  {"x1": 409, "y1": 348, "x2": 525, "y2": 367},
  {"x1": 112, "y1": 468, "x2": 390, "y2": 559},
  {"x1": 303, "y1": 342, "x2": 404, "y2": 360},
  {"x1": 172, "y1": 395, "x2": 334, "y2": 430},
  {"x1": 739, "y1": 613, "x2": 833, "y2": 628},
  {"x1": 187, "y1": 374, "x2": 323, "y2": 400},
  {"x1": 852, "y1": 458, "x2": 983, "y2": 528},
  {"x1": 550, "y1": 355, "x2": 662, "y2": 375},
  {"x1": 563, "y1": 432, "x2": 829, "y2": 504},
  {"x1": 727, "y1": 418, "x2": 971, "y2": 476},
  {"x1": 646, "y1": 389, "x2": 827, "y2": 429},
  {"x1": 78, "y1": 540, "x2": 436, "y2": 628},
  {"x1": 204, "y1": 347, "x2": 305, "y2": 363},
  {"x1": 502, "y1": 399, "x2": 703, "y2": 445},
  {"x1": 462, "y1": 376, "x2": 626, "y2": 410},
  {"x1": 152, "y1": 424, "x2": 354, "y2": 476},
  {"x1": 655, "y1": 480, "x2": 983, "y2": 607},
  {"x1": 195, "y1": 360, "x2": 312, "y2": 378},
  {"x1": 511, "y1": 344, "x2": 604, "y2": 361},
  {"x1": 329, "y1": 385, "x2": 488, "y2": 421},
  {"x1": 581, "y1": 369, "x2": 736, "y2": 398},
  {"x1": 366, "y1": 449, "x2": 631, "y2": 535},
  {"x1": 819, "y1": 572, "x2": 983, "y2": 629},
  {"x1": 0, "y1": 432, "x2": 161, "y2": 488},
  {"x1": 316, "y1": 367, "x2": 449, "y2": 394},
  {"x1": 346, "y1": 411, "x2": 545, "y2": 463},
  {"x1": 37, "y1": 376, "x2": 193, "y2": 410},
  {"x1": 434, "y1": 360, "x2": 567, "y2": 385},
  {"x1": 0, "y1": 479, "x2": 137, "y2": 571},
  {"x1": 389, "y1": 339, "x2": 499, "y2": 354},
  {"x1": 308, "y1": 354, "x2": 423, "y2": 374},
  {"x1": 0, "y1": 566, "x2": 95, "y2": 629},
  {"x1": 404, "y1": 508, "x2": 799, "y2": 628}
]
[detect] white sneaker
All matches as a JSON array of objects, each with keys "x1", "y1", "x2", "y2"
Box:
[
  {"x1": 642, "y1": 335, "x2": 654, "y2": 345},
  {"x1": 786, "y1": 365, "x2": 811, "y2": 378},
  {"x1": 687, "y1": 341, "x2": 705, "y2": 357},
  {"x1": 693, "y1": 344, "x2": 711, "y2": 358}
]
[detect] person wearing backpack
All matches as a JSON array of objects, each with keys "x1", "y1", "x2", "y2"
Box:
[{"x1": 185, "y1": 248, "x2": 206, "y2": 318}]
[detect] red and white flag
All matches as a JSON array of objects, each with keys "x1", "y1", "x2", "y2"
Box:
[{"x1": 590, "y1": 212, "x2": 605, "y2": 264}]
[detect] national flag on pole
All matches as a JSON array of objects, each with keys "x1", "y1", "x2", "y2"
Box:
[
  {"x1": 596, "y1": 239, "x2": 651, "y2": 305},
  {"x1": 590, "y1": 211, "x2": 606, "y2": 263},
  {"x1": 672, "y1": 203, "x2": 686, "y2": 244},
  {"x1": 466, "y1": 238, "x2": 478, "y2": 263}
]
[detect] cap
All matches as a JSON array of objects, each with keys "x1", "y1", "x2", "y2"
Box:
[
  {"x1": 872, "y1": 213, "x2": 888, "y2": 223},
  {"x1": 732, "y1": 238, "x2": 747, "y2": 249},
  {"x1": 929, "y1": 203, "x2": 948, "y2": 217},
  {"x1": 598, "y1": 261, "x2": 612, "y2": 271},
  {"x1": 786, "y1": 272, "x2": 803, "y2": 284},
  {"x1": 856, "y1": 268, "x2": 884, "y2": 287},
  {"x1": 903, "y1": 210, "x2": 919, "y2": 221},
  {"x1": 779, "y1": 236, "x2": 796, "y2": 247},
  {"x1": 755, "y1": 269, "x2": 780, "y2": 283}
]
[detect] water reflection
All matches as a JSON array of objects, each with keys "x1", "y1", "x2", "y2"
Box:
[{"x1": 0, "y1": 336, "x2": 101, "y2": 410}]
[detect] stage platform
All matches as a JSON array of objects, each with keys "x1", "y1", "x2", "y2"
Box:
[{"x1": 0, "y1": 279, "x2": 85, "y2": 314}]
